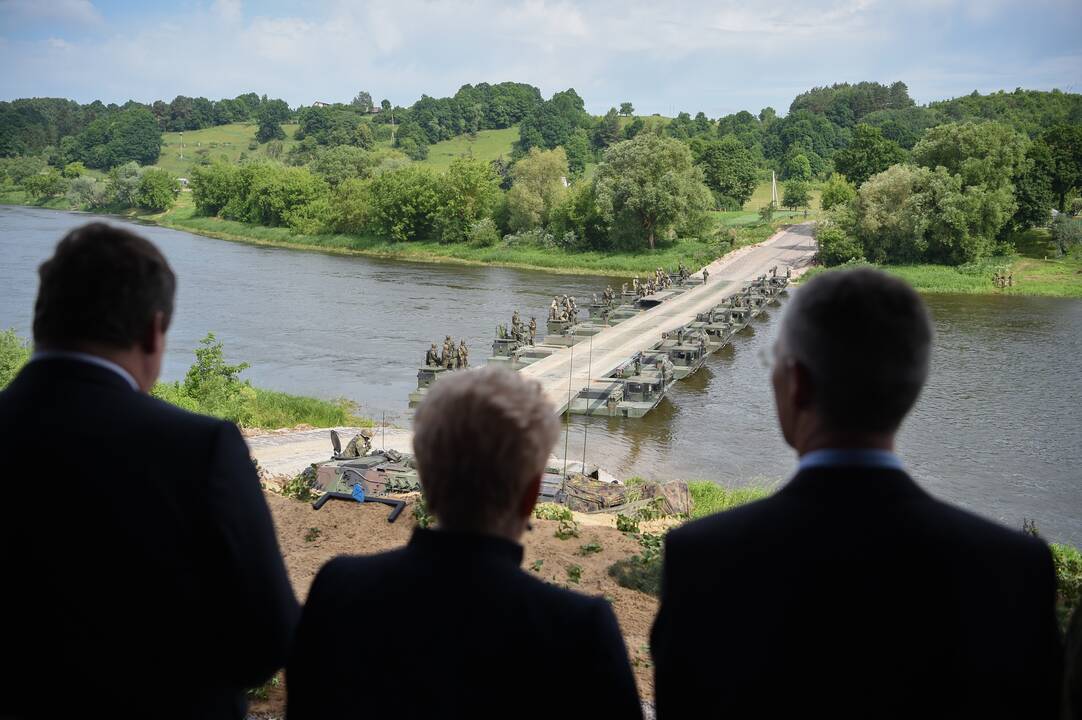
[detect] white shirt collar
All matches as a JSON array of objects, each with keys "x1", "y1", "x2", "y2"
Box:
[{"x1": 31, "y1": 350, "x2": 140, "y2": 391}]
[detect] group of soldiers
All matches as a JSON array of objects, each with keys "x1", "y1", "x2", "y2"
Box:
[
  {"x1": 549, "y1": 295, "x2": 579, "y2": 323},
  {"x1": 992, "y1": 271, "x2": 1014, "y2": 288},
  {"x1": 499, "y1": 310, "x2": 538, "y2": 345},
  {"x1": 591, "y1": 287, "x2": 619, "y2": 310},
  {"x1": 425, "y1": 335, "x2": 470, "y2": 369}
]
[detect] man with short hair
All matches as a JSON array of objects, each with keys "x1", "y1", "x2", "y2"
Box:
[
  {"x1": 0, "y1": 223, "x2": 298, "y2": 719},
  {"x1": 288, "y1": 367, "x2": 641, "y2": 719},
  {"x1": 651, "y1": 268, "x2": 1062, "y2": 719}
]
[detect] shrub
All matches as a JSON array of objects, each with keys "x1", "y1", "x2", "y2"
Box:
[
  {"x1": 816, "y1": 224, "x2": 865, "y2": 266},
  {"x1": 467, "y1": 217, "x2": 501, "y2": 248},
  {"x1": 22, "y1": 170, "x2": 67, "y2": 202},
  {"x1": 61, "y1": 161, "x2": 86, "y2": 179},
  {"x1": 615, "y1": 513, "x2": 640, "y2": 534},
  {"x1": 533, "y1": 503, "x2": 573, "y2": 522},
  {"x1": 0, "y1": 329, "x2": 31, "y2": 389},
  {"x1": 136, "y1": 168, "x2": 180, "y2": 211},
  {"x1": 566, "y1": 564, "x2": 583, "y2": 584},
  {"x1": 608, "y1": 555, "x2": 661, "y2": 596},
  {"x1": 1051, "y1": 215, "x2": 1082, "y2": 256},
  {"x1": 554, "y1": 519, "x2": 580, "y2": 540},
  {"x1": 1053, "y1": 543, "x2": 1082, "y2": 630}
]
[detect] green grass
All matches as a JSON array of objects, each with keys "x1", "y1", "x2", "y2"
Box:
[
  {"x1": 156, "y1": 123, "x2": 302, "y2": 178},
  {"x1": 802, "y1": 229, "x2": 1082, "y2": 298},
  {"x1": 687, "y1": 481, "x2": 774, "y2": 519},
  {"x1": 417, "y1": 126, "x2": 518, "y2": 170}
]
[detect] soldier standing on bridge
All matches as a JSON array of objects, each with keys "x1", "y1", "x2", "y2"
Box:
[
  {"x1": 528, "y1": 317, "x2": 537, "y2": 345},
  {"x1": 703, "y1": 268, "x2": 710, "y2": 284},
  {"x1": 457, "y1": 340, "x2": 469, "y2": 368},
  {"x1": 425, "y1": 343, "x2": 440, "y2": 367}
]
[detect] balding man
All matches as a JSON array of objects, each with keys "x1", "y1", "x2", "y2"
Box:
[
  {"x1": 288, "y1": 367, "x2": 641, "y2": 720},
  {"x1": 0, "y1": 223, "x2": 297, "y2": 718},
  {"x1": 651, "y1": 268, "x2": 1062, "y2": 719}
]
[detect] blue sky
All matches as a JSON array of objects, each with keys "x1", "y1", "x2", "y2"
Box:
[{"x1": 1, "y1": 0, "x2": 1079, "y2": 116}]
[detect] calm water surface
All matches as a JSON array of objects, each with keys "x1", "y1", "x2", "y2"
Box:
[{"x1": 2, "y1": 206, "x2": 1080, "y2": 544}]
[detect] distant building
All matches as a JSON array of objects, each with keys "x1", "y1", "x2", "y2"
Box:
[{"x1": 312, "y1": 101, "x2": 331, "y2": 108}]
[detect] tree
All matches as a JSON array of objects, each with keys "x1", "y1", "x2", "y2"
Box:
[
  {"x1": 832, "y1": 124, "x2": 907, "y2": 187},
  {"x1": 1051, "y1": 215, "x2": 1082, "y2": 256},
  {"x1": 365, "y1": 166, "x2": 442, "y2": 241},
  {"x1": 816, "y1": 224, "x2": 864, "y2": 265},
  {"x1": 593, "y1": 108, "x2": 622, "y2": 149},
  {"x1": 136, "y1": 167, "x2": 180, "y2": 211},
  {"x1": 820, "y1": 174, "x2": 857, "y2": 211},
  {"x1": 593, "y1": 133, "x2": 713, "y2": 250},
  {"x1": 619, "y1": 102, "x2": 634, "y2": 117},
  {"x1": 506, "y1": 147, "x2": 569, "y2": 231},
  {"x1": 517, "y1": 88, "x2": 589, "y2": 152},
  {"x1": 22, "y1": 169, "x2": 67, "y2": 202},
  {"x1": 696, "y1": 136, "x2": 757, "y2": 207},
  {"x1": 256, "y1": 117, "x2": 286, "y2": 143},
  {"x1": 563, "y1": 129, "x2": 590, "y2": 177},
  {"x1": 74, "y1": 108, "x2": 161, "y2": 169},
  {"x1": 352, "y1": 122, "x2": 375, "y2": 150},
  {"x1": 351, "y1": 91, "x2": 374, "y2": 113},
  {"x1": 1043, "y1": 125, "x2": 1082, "y2": 212},
  {"x1": 380, "y1": 99, "x2": 391, "y2": 112},
  {"x1": 310, "y1": 145, "x2": 380, "y2": 187},
  {"x1": 911, "y1": 121, "x2": 1027, "y2": 190},
  {"x1": 1010, "y1": 140, "x2": 1054, "y2": 230},
  {"x1": 61, "y1": 161, "x2": 85, "y2": 178},
  {"x1": 782, "y1": 180, "x2": 810, "y2": 210},
  {"x1": 435, "y1": 158, "x2": 500, "y2": 243},
  {"x1": 782, "y1": 152, "x2": 812, "y2": 181},
  {"x1": 624, "y1": 116, "x2": 645, "y2": 140}
]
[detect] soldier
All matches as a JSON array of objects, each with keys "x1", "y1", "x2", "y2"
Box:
[
  {"x1": 550, "y1": 297, "x2": 560, "y2": 321},
  {"x1": 425, "y1": 343, "x2": 440, "y2": 367},
  {"x1": 458, "y1": 340, "x2": 469, "y2": 368},
  {"x1": 633, "y1": 355, "x2": 642, "y2": 376},
  {"x1": 1007, "y1": 272, "x2": 1014, "y2": 287},
  {"x1": 647, "y1": 278, "x2": 656, "y2": 295},
  {"x1": 512, "y1": 310, "x2": 521, "y2": 331},
  {"x1": 528, "y1": 317, "x2": 537, "y2": 345},
  {"x1": 442, "y1": 336, "x2": 455, "y2": 369},
  {"x1": 632, "y1": 277, "x2": 640, "y2": 293},
  {"x1": 703, "y1": 268, "x2": 710, "y2": 284},
  {"x1": 786, "y1": 266, "x2": 792, "y2": 279},
  {"x1": 343, "y1": 428, "x2": 373, "y2": 458},
  {"x1": 621, "y1": 282, "x2": 628, "y2": 296}
]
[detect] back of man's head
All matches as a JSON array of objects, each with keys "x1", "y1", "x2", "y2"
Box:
[
  {"x1": 412, "y1": 366, "x2": 560, "y2": 535},
  {"x1": 34, "y1": 223, "x2": 176, "y2": 351},
  {"x1": 778, "y1": 268, "x2": 933, "y2": 434}
]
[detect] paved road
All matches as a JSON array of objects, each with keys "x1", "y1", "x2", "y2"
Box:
[{"x1": 520, "y1": 223, "x2": 817, "y2": 413}]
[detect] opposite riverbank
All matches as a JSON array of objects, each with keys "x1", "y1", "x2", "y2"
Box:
[{"x1": 7, "y1": 192, "x2": 1080, "y2": 295}]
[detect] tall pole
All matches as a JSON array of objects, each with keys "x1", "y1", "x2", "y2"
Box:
[
  {"x1": 562, "y1": 337, "x2": 574, "y2": 477},
  {"x1": 581, "y1": 331, "x2": 593, "y2": 470},
  {"x1": 771, "y1": 170, "x2": 778, "y2": 208}
]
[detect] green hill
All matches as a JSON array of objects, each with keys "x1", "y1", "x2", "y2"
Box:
[
  {"x1": 155, "y1": 123, "x2": 301, "y2": 178},
  {"x1": 418, "y1": 126, "x2": 519, "y2": 170}
]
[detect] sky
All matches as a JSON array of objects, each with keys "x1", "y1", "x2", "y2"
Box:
[{"x1": 1, "y1": 0, "x2": 1080, "y2": 116}]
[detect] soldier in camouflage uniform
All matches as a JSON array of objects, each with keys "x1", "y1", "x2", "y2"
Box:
[
  {"x1": 343, "y1": 428, "x2": 374, "y2": 458},
  {"x1": 528, "y1": 317, "x2": 537, "y2": 345},
  {"x1": 442, "y1": 336, "x2": 455, "y2": 369},
  {"x1": 457, "y1": 340, "x2": 469, "y2": 368},
  {"x1": 425, "y1": 343, "x2": 440, "y2": 367}
]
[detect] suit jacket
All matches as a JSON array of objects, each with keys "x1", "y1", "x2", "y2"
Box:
[
  {"x1": 0, "y1": 358, "x2": 299, "y2": 719},
  {"x1": 287, "y1": 527, "x2": 642, "y2": 719},
  {"x1": 651, "y1": 466, "x2": 1062, "y2": 719}
]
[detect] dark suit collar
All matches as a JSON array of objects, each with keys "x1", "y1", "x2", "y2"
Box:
[
  {"x1": 16, "y1": 356, "x2": 136, "y2": 393},
  {"x1": 781, "y1": 465, "x2": 930, "y2": 503},
  {"x1": 409, "y1": 527, "x2": 524, "y2": 567}
]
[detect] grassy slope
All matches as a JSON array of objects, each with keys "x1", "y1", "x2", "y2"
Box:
[
  {"x1": 155, "y1": 123, "x2": 302, "y2": 177},
  {"x1": 418, "y1": 126, "x2": 518, "y2": 170}
]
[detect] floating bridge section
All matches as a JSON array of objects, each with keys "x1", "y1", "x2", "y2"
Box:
[{"x1": 518, "y1": 223, "x2": 818, "y2": 415}]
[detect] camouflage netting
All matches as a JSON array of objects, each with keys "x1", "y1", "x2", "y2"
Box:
[{"x1": 563, "y1": 473, "x2": 631, "y2": 513}]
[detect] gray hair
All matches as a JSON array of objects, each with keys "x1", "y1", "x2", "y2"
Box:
[
  {"x1": 412, "y1": 366, "x2": 560, "y2": 531},
  {"x1": 777, "y1": 267, "x2": 933, "y2": 433}
]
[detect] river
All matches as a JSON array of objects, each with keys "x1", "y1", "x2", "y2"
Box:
[{"x1": 2, "y1": 205, "x2": 1080, "y2": 545}]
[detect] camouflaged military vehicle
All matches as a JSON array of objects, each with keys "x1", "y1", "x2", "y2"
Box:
[
  {"x1": 409, "y1": 365, "x2": 452, "y2": 408},
  {"x1": 296, "y1": 430, "x2": 421, "y2": 520}
]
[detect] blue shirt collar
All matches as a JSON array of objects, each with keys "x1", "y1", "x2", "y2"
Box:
[
  {"x1": 798, "y1": 448, "x2": 904, "y2": 473},
  {"x1": 31, "y1": 350, "x2": 140, "y2": 391}
]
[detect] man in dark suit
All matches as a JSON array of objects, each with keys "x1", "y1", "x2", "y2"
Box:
[
  {"x1": 651, "y1": 268, "x2": 1062, "y2": 719},
  {"x1": 0, "y1": 223, "x2": 298, "y2": 718},
  {"x1": 287, "y1": 366, "x2": 642, "y2": 719}
]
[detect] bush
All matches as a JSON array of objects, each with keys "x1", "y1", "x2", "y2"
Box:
[
  {"x1": 607, "y1": 531, "x2": 665, "y2": 596},
  {"x1": 467, "y1": 217, "x2": 500, "y2": 248},
  {"x1": 136, "y1": 168, "x2": 180, "y2": 211},
  {"x1": 66, "y1": 175, "x2": 110, "y2": 208},
  {"x1": 534, "y1": 503, "x2": 573, "y2": 521},
  {"x1": 816, "y1": 224, "x2": 866, "y2": 266},
  {"x1": 1053, "y1": 543, "x2": 1082, "y2": 630},
  {"x1": 1051, "y1": 215, "x2": 1082, "y2": 256},
  {"x1": 0, "y1": 329, "x2": 31, "y2": 389},
  {"x1": 820, "y1": 173, "x2": 857, "y2": 211},
  {"x1": 61, "y1": 161, "x2": 86, "y2": 179},
  {"x1": 1069, "y1": 197, "x2": 1082, "y2": 216},
  {"x1": 22, "y1": 170, "x2": 67, "y2": 202}
]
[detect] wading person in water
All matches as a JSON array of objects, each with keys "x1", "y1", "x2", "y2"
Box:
[
  {"x1": 287, "y1": 366, "x2": 642, "y2": 720},
  {"x1": 0, "y1": 223, "x2": 298, "y2": 719},
  {"x1": 651, "y1": 267, "x2": 1062, "y2": 719}
]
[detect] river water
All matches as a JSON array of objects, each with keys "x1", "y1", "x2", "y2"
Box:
[{"x1": 2, "y1": 206, "x2": 1080, "y2": 544}]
